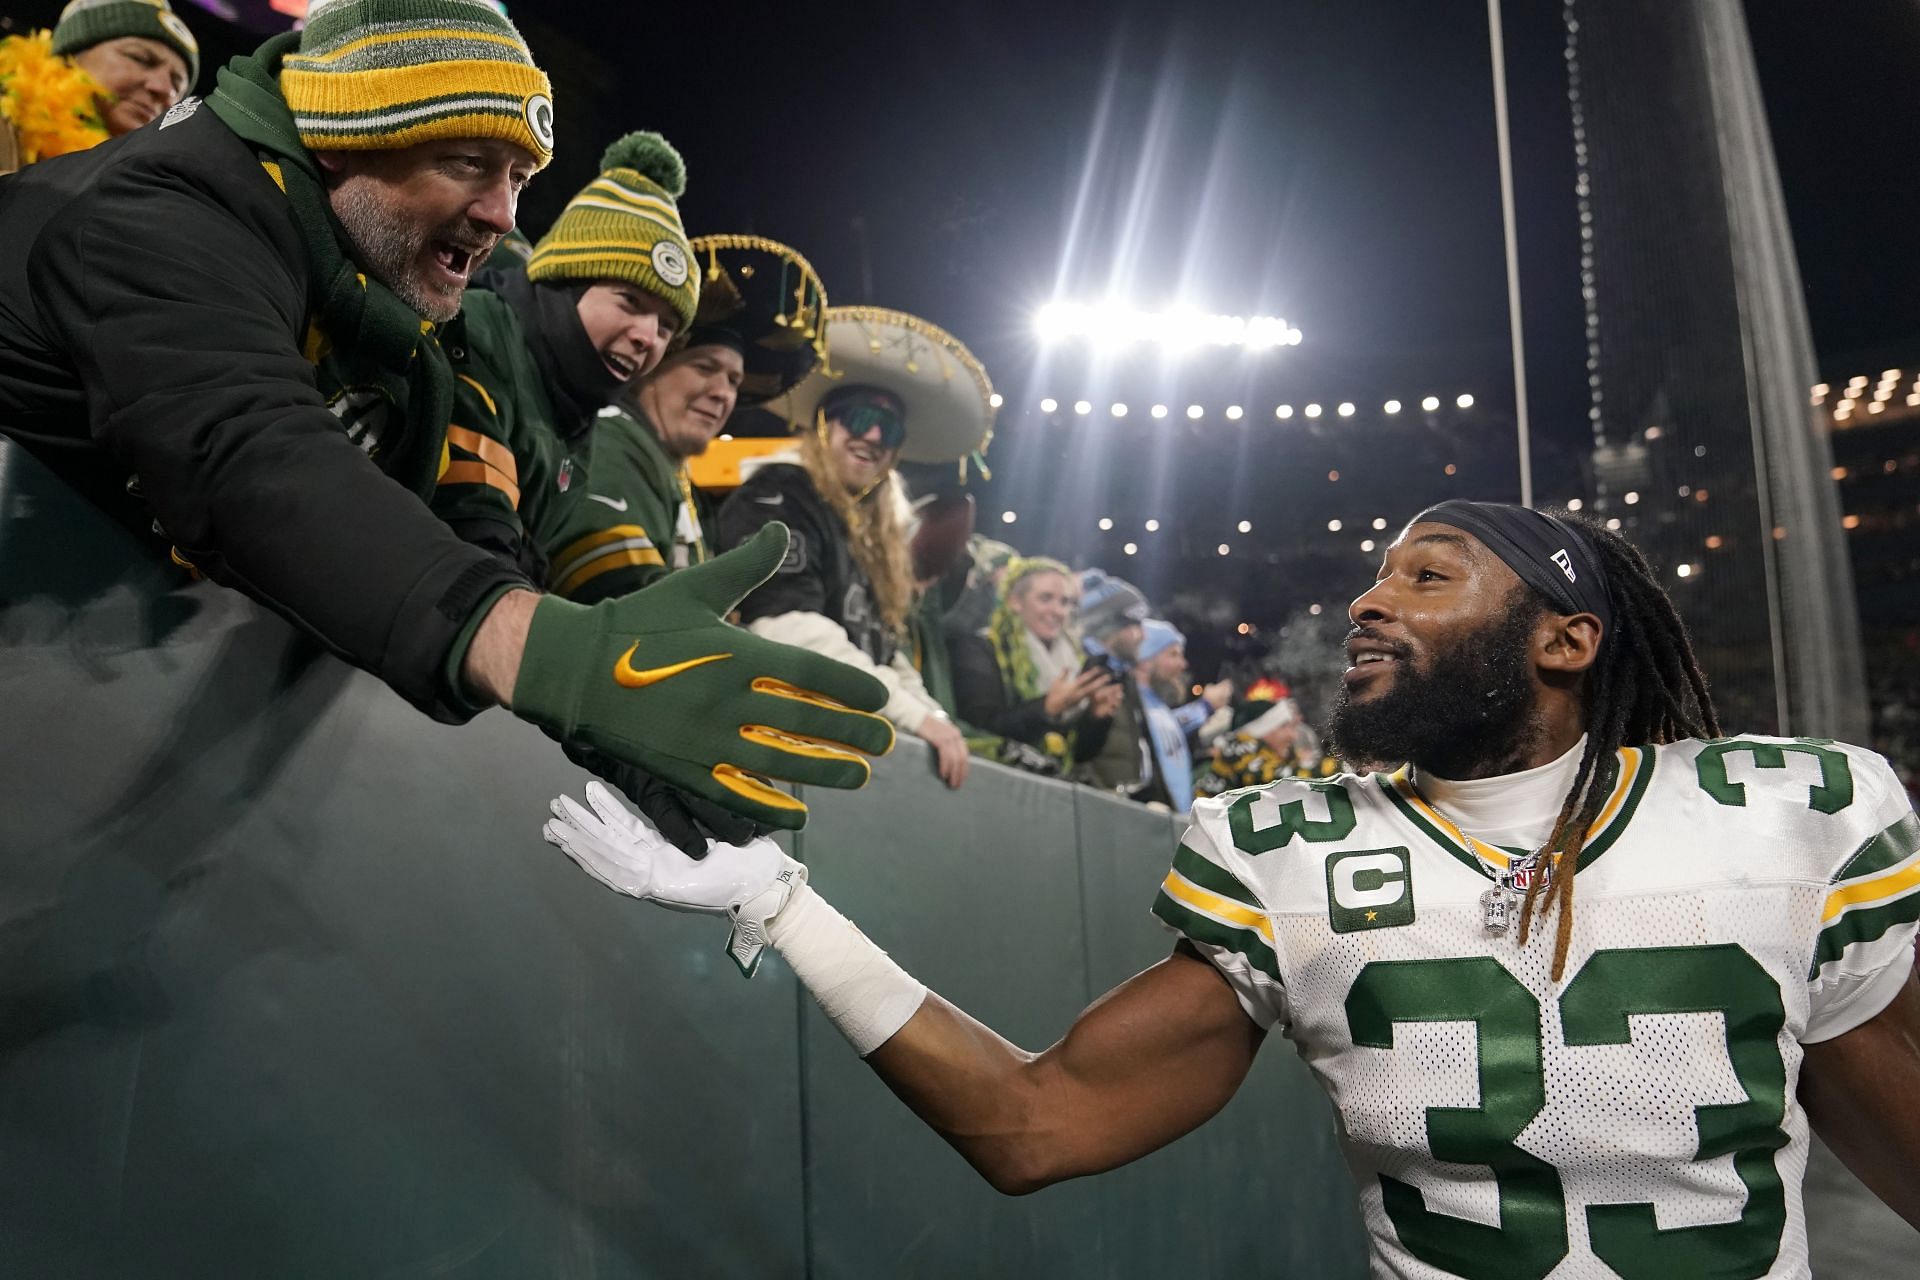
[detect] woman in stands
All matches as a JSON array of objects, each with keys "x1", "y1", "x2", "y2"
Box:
[
  {"x1": 949, "y1": 556, "x2": 1122, "y2": 774},
  {"x1": 0, "y1": 0, "x2": 197, "y2": 174}
]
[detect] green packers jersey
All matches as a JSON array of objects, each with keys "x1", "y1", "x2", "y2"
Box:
[
  {"x1": 543, "y1": 406, "x2": 713, "y2": 604},
  {"x1": 1154, "y1": 736, "x2": 1918, "y2": 1280}
]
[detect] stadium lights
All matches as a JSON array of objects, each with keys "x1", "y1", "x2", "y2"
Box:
[
  {"x1": 1421, "y1": 395, "x2": 1441, "y2": 411},
  {"x1": 1384, "y1": 399, "x2": 1402, "y2": 414},
  {"x1": 1040, "y1": 397, "x2": 1058, "y2": 413},
  {"x1": 1186, "y1": 405, "x2": 1205, "y2": 420},
  {"x1": 1150, "y1": 404, "x2": 1169, "y2": 419},
  {"x1": 1001, "y1": 511, "x2": 1017, "y2": 524},
  {"x1": 1457, "y1": 393, "x2": 1475, "y2": 409},
  {"x1": 1226, "y1": 405, "x2": 1244, "y2": 420},
  {"x1": 1074, "y1": 399, "x2": 1093, "y2": 415},
  {"x1": 1276, "y1": 405, "x2": 1294, "y2": 420},
  {"x1": 1033, "y1": 302, "x2": 1303, "y2": 351},
  {"x1": 1123, "y1": 542, "x2": 1139, "y2": 555},
  {"x1": 1361, "y1": 539, "x2": 1376, "y2": 553},
  {"x1": 1144, "y1": 519, "x2": 1161, "y2": 532},
  {"x1": 1237, "y1": 520, "x2": 1252, "y2": 533},
  {"x1": 1305, "y1": 403, "x2": 1323, "y2": 419},
  {"x1": 1372, "y1": 517, "x2": 1387, "y2": 530},
  {"x1": 1217, "y1": 544, "x2": 1231, "y2": 556},
  {"x1": 1111, "y1": 402, "x2": 1129, "y2": 418},
  {"x1": 1328, "y1": 518, "x2": 1343, "y2": 531},
  {"x1": 1098, "y1": 517, "x2": 1114, "y2": 530},
  {"x1": 989, "y1": 393, "x2": 1003, "y2": 408},
  {"x1": 1337, "y1": 402, "x2": 1355, "y2": 418}
]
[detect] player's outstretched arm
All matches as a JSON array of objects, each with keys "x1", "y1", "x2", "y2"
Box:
[
  {"x1": 542, "y1": 783, "x2": 1265, "y2": 1195},
  {"x1": 1798, "y1": 967, "x2": 1920, "y2": 1228},
  {"x1": 863, "y1": 941, "x2": 1262, "y2": 1194}
]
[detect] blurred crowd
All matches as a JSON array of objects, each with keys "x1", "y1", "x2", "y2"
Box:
[{"x1": 910, "y1": 534, "x2": 1341, "y2": 812}]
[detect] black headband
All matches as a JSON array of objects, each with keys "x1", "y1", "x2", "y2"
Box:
[{"x1": 1412, "y1": 500, "x2": 1613, "y2": 636}]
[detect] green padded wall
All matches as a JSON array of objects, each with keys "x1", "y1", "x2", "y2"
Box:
[{"x1": 0, "y1": 441, "x2": 1368, "y2": 1277}]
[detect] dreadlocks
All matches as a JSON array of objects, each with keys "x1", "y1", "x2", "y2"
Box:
[{"x1": 1519, "y1": 510, "x2": 1721, "y2": 978}]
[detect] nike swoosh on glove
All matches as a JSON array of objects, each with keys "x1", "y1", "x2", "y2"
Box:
[{"x1": 513, "y1": 523, "x2": 895, "y2": 830}]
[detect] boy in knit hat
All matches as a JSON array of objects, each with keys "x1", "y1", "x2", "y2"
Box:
[
  {"x1": 433, "y1": 131, "x2": 697, "y2": 588},
  {"x1": 0, "y1": 0, "x2": 891, "y2": 842}
]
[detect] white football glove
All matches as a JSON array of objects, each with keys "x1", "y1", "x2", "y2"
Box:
[{"x1": 542, "y1": 780, "x2": 807, "y2": 976}]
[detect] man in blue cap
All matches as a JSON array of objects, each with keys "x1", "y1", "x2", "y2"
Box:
[{"x1": 1133, "y1": 618, "x2": 1233, "y2": 814}]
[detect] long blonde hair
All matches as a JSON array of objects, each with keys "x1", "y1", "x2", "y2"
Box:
[{"x1": 797, "y1": 418, "x2": 914, "y2": 635}]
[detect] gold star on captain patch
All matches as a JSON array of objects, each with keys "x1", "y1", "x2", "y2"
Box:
[{"x1": 1365, "y1": 910, "x2": 1379, "y2": 922}]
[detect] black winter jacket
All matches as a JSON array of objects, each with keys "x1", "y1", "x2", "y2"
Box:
[{"x1": 0, "y1": 101, "x2": 526, "y2": 718}]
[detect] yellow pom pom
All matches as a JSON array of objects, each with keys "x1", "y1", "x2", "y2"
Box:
[{"x1": 0, "y1": 31, "x2": 110, "y2": 167}]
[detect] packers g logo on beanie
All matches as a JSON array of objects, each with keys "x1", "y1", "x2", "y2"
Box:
[
  {"x1": 527, "y1": 131, "x2": 698, "y2": 332},
  {"x1": 280, "y1": 0, "x2": 555, "y2": 169}
]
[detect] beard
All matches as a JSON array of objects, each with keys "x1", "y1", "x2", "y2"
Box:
[
  {"x1": 1327, "y1": 601, "x2": 1541, "y2": 777},
  {"x1": 332, "y1": 182, "x2": 492, "y2": 323}
]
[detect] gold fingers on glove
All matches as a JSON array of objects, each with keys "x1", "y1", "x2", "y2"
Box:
[{"x1": 711, "y1": 764, "x2": 809, "y2": 813}]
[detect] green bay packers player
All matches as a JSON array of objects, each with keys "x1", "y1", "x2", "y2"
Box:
[{"x1": 541, "y1": 500, "x2": 1920, "y2": 1278}]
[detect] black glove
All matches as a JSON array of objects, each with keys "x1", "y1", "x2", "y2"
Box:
[{"x1": 561, "y1": 741, "x2": 773, "y2": 859}]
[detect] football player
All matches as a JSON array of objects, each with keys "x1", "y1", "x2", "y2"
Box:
[{"x1": 543, "y1": 500, "x2": 1919, "y2": 1278}]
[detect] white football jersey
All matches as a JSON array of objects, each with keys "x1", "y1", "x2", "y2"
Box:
[{"x1": 1154, "y1": 736, "x2": 1919, "y2": 1280}]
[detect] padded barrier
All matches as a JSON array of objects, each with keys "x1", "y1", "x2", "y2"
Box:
[{"x1": 0, "y1": 442, "x2": 1366, "y2": 1277}]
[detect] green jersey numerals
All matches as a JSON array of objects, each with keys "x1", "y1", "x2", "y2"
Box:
[
  {"x1": 1694, "y1": 739, "x2": 1854, "y2": 814},
  {"x1": 1228, "y1": 780, "x2": 1358, "y2": 854},
  {"x1": 1344, "y1": 945, "x2": 1788, "y2": 1280}
]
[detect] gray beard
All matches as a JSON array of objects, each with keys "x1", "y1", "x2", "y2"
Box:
[{"x1": 332, "y1": 183, "x2": 458, "y2": 323}]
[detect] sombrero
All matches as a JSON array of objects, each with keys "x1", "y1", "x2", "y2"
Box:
[
  {"x1": 682, "y1": 234, "x2": 828, "y2": 408},
  {"x1": 781, "y1": 306, "x2": 995, "y2": 465}
]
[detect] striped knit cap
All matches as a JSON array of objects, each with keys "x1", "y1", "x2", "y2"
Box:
[
  {"x1": 280, "y1": 0, "x2": 554, "y2": 168},
  {"x1": 526, "y1": 131, "x2": 697, "y2": 331},
  {"x1": 51, "y1": 0, "x2": 200, "y2": 86}
]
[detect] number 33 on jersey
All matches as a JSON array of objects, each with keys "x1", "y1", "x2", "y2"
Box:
[{"x1": 1153, "y1": 736, "x2": 1919, "y2": 1280}]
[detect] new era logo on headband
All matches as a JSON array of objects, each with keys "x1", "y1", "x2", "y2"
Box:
[{"x1": 1550, "y1": 548, "x2": 1577, "y2": 583}]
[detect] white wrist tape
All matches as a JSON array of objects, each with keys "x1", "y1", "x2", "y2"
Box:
[{"x1": 768, "y1": 883, "x2": 928, "y2": 1057}]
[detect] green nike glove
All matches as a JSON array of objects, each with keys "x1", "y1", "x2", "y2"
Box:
[{"x1": 512, "y1": 522, "x2": 895, "y2": 829}]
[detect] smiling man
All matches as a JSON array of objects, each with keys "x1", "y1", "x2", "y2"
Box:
[
  {"x1": 716, "y1": 306, "x2": 1000, "y2": 791},
  {"x1": 0, "y1": 0, "x2": 553, "y2": 704},
  {"x1": 545, "y1": 499, "x2": 1920, "y2": 1278},
  {"x1": 429, "y1": 131, "x2": 695, "y2": 583}
]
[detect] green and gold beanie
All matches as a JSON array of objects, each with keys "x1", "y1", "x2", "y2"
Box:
[
  {"x1": 51, "y1": 0, "x2": 200, "y2": 87},
  {"x1": 280, "y1": 0, "x2": 554, "y2": 169},
  {"x1": 527, "y1": 131, "x2": 696, "y2": 331}
]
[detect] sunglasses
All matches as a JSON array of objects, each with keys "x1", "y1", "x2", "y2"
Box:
[{"x1": 837, "y1": 405, "x2": 907, "y2": 452}]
